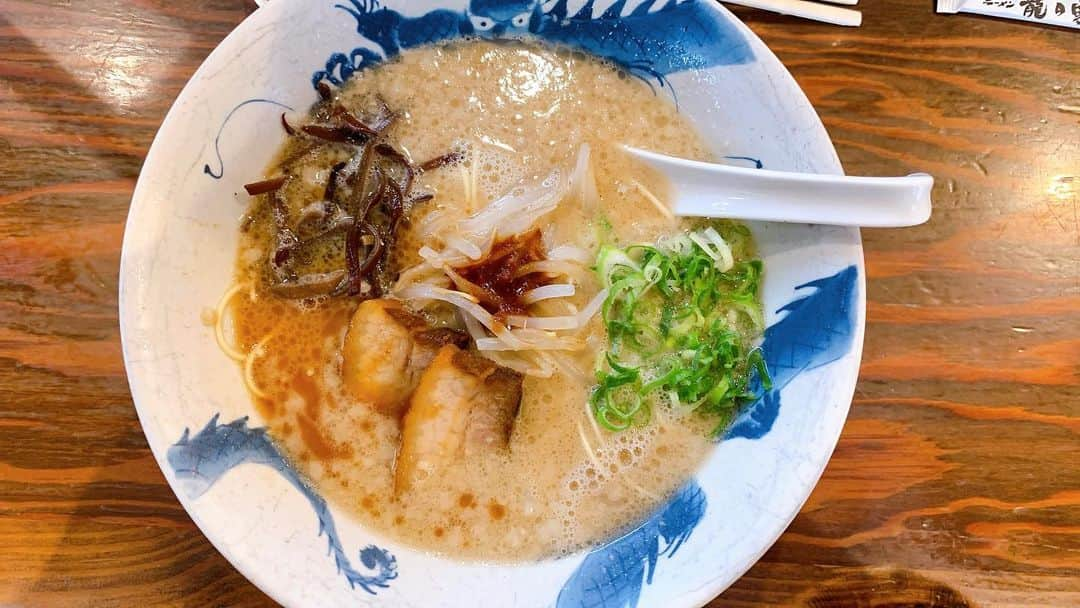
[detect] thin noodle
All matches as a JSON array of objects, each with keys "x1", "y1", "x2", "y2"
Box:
[
  {"x1": 214, "y1": 282, "x2": 250, "y2": 361},
  {"x1": 631, "y1": 178, "x2": 675, "y2": 221},
  {"x1": 242, "y1": 321, "x2": 286, "y2": 400},
  {"x1": 618, "y1": 465, "x2": 660, "y2": 501},
  {"x1": 576, "y1": 420, "x2": 605, "y2": 475},
  {"x1": 549, "y1": 351, "x2": 586, "y2": 381},
  {"x1": 577, "y1": 413, "x2": 659, "y2": 502},
  {"x1": 461, "y1": 158, "x2": 478, "y2": 214},
  {"x1": 243, "y1": 343, "x2": 272, "y2": 400}
]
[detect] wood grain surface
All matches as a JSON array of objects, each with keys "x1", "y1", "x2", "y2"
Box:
[{"x1": 0, "y1": 0, "x2": 1076, "y2": 606}]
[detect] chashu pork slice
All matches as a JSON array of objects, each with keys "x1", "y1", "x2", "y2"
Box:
[
  {"x1": 395, "y1": 345, "x2": 523, "y2": 494},
  {"x1": 342, "y1": 299, "x2": 466, "y2": 416}
]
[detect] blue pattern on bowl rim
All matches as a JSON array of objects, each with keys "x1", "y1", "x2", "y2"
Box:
[{"x1": 313, "y1": 0, "x2": 753, "y2": 90}]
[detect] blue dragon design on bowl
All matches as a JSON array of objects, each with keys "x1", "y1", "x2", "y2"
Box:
[
  {"x1": 314, "y1": 0, "x2": 754, "y2": 90},
  {"x1": 166, "y1": 415, "x2": 398, "y2": 594},
  {"x1": 557, "y1": 480, "x2": 706, "y2": 608},
  {"x1": 726, "y1": 264, "x2": 859, "y2": 440}
]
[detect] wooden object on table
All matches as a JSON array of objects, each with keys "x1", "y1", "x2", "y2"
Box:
[{"x1": 0, "y1": 0, "x2": 1076, "y2": 606}]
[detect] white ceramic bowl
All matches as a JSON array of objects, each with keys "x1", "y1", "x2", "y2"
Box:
[{"x1": 120, "y1": 1, "x2": 865, "y2": 606}]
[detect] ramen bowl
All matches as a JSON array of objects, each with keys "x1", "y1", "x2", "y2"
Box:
[{"x1": 119, "y1": 1, "x2": 865, "y2": 606}]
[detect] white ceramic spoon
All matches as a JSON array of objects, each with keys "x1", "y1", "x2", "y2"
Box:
[{"x1": 623, "y1": 146, "x2": 933, "y2": 227}]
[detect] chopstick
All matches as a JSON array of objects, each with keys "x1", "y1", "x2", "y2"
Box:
[{"x1": 723, "y1": 0, "x2": 863, "y2": 26}]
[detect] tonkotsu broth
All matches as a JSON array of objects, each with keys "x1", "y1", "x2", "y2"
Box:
[{"x1": 229, "y1": 40, "x2": 732, "y2": 560}]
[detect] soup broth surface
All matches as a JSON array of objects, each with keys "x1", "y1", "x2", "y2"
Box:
[{"x1": 229, "y1": 40, "x2": 740, "y2": 560}]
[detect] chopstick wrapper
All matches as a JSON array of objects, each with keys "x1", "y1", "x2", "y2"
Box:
[{"x1": 937, "y1": 0, "x2": 1080, "y2": 29}]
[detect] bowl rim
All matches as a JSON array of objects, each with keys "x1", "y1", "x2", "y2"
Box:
[{"x1": 119, "y1": 1, "x2": 865, "y2": 606}]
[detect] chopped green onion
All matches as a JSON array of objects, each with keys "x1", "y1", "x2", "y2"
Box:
[{"x1": 590, "y1": 223, "x2": 770, "y2": 437}]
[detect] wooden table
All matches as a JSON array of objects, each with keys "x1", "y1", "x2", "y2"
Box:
[{"x1": 1, "y1": 1, "x2": 1076, "y2": 606}]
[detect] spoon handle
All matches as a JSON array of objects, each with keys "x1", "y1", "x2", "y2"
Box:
[{"x1": 624, "y1": 146, "x2": 933, "y2": 227}]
